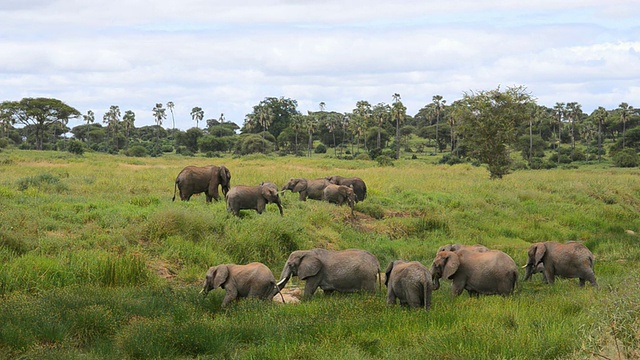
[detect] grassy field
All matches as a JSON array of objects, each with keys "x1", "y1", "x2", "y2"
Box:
[{"x1": 0, "y1": 150, "x2": 639, "y2": 359}]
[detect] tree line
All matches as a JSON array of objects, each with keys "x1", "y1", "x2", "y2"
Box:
[{"x1": 1, "y1": 87, "x2": 638, "y2": 178}]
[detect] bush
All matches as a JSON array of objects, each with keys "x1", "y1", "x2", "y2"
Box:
[
  {"x1": 376, "y1": 155, "x2": 394, "y2": 167},
  {"x1": 355, "y1": 153, "x2": 370, "y2": 160},
  {"x1": 315, "y1": 143, "x2": 327, "y2": 154},
  {"x1": 612, "y1": 148, "x2": 639, "y2": 168},
  {"x1": 0, "y1": 138, "x2": 9, "y2": 149},
  {"x1": 175, "y1": 146, "x2": 194, "y2": 156},
  {"x1": 125, "y1": 145, "x2": 148, "y2": 157},
  {"x1": 67, "y1": 140, "x2": 84, "y2": 155}
]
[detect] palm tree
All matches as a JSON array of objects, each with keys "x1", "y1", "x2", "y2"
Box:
[
  {"x1": 353, "y1": 100, "x2": 371, "y2": 152},
  {"x1": 305, "y1": 112, "x2": 319, "y2": 157},
  {"x1": 553, "y1": 102, "x2": 565, "y2": 163},
  {"x1": 122, "y1": 110, "x2": 135, "y2": 145},
  {"x1": 256, "y1": 105, "x2": 273, "y2": 153},
  {"x1": 618, "y1": 102, "x2": 634, "y2": 148},
  {"x1": 325, "y1": 112, "x2": 339, "y2": 157},
  {"x1": 291, "y1": 114, "x2": 304, "y2": 155},
  {"x1": 103, "y1": 105, "x2": 121, "y2": 147},
  {"x1": 166, "y1": 101, "x2": 175, "y2": 132},
  {"x1": 83, "y1": 110, "x2": 95, "y2": 125},
  {"x1": 391, "y1": 93, "x2": 406, "y2": 159},
  {"x1": 566, "y1": 102, "x2": 582, "y2": 159},
  {"x1": 432, "y1": 95, "x2": 446, "y2": 152},
  {"x1": 592, "y1": 107, "x2": 608, "y2": 162},
  {"x1": 191, "y1": 107, "x2": 204, "y2": 129},
  {"x1": 152, "y1": 103, "x2": 166, "y2": 144},
  {"x1": 372, "y1": 102, "x2": 390, "y2": 149}
]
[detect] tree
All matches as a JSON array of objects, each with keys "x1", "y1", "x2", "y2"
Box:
[
  {"x1": 353, "y1": 100, "x2": 372, "y2": 152},
  {"x1": 290, "y1": 114, "x2": 305, "y2": 155},
  {"x1": 243, "y1": 97, "x2": 299, "y2": 141},
  {"x1": 552, "y1": 102, "x2": 565, "y2": 164},
  {"x1": 591, "y1": 106, "x2": 608, "y2": 162},
  {"x1": 191, "y1": 107, "x2": 204, "y2": 128},
  {"x1": 166, "y1": 101, "x2": 175, "y2": 132},
  {"x1": 152, "y1": 103, "x2": 166, "y2": 145},
  {"x1": 432, "y1": 95, "x2": 446, "y2": 152},
  {"x1": 0, "y1": 106, "x2": 15, "y2": 140},
  {"x1": 372, "y1": 102, "x2": 390, "y2": 149},
  {"x1": 0, "y1": 98, "x2": 80, "y2": 150},
  {"x1": 122, "y1": 110, "x2": 135, "y2": 145},
  {"x1": 83, "y1": 110, "x2": 95, "y2": 125},
  {"x1": 566, "y1": 101, "x2": 583, "y2": 160},
  {"x1": 305, "y1": 112, "x2": 319, "y2": 157},
  {"x1": 618, "y1": 102, "x2": 634, "y2": 149},
  {"x1": 456, "y1": 86, "x2": 533, "y2": 179},
  {"x1": 391, "y1": 93, "x2": 406, "y2": 159}
]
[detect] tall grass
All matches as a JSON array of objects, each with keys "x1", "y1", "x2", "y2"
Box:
[{"x1": 0, "y1": 149, "x2": 639, "y2": 359}]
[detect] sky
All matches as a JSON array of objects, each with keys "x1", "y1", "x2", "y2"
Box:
[{"x1": 1, "y1": 0, "x2": 639, "y2": 131}]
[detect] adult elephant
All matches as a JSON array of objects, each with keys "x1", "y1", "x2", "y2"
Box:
[
  {"x1": 200, "y1": 262, "x2": 282, "y2": 307},
  {"x1": 523, "y1": 241, "x2": 597, "y2": 287},
  {"x1": 226, "y1": 183, "x2": 283, "y2": 217},
  {"x1": 384, "y1": 260, "x2": 433, "y2": 310},
  {"x1": 322, "y1": 184, "x2": 356, "y2": 215},
  {"x1": 173, "y1": 165, "x2": 231, "y2": 202},
  {"x1": 281, "y1": 178, "x2": 330, "y2": 201},
  {"x1": 431, "y1": 250, "x2": 518, "y2": 296},
  {"x1": 326, "y1": 175, "x2": 367, "y2": 202},
  {"x1": 276, "y1": 248, "x2": 380, "y2": 299},
  {"x1": 437, "y1": 244, "x2": 489, "y2": 253}
]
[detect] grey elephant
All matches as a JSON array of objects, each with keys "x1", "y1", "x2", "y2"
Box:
[
  {"x1": 437, "y1": 244, "x2": 489, "y2": 253},
  {"x1": 322, "y1": 184, "x2": 356, "y2": 215},
  {"x1": 431, "y1": 250, "x2": 518, "y2": 296},
  {"x1": 173, "y1": 165, "x2": 231, "y2": 202},
  {"x1": 523, "y1": 241, "x2": 597, "y2": 287},
  {"x1": 226, "y1": 184, "x2": 283, "y2": 217},
  {"x1": 384, "y1": 260, "x2": 433, "y2": 310},
  {"x1": 277, "y1": 248, "x2": 380, "y2": 299},
  {"x1": 281, "y1": 178, "x2": 330, "y2": 201},
  {"x1": 200, "y1": 262, "x2": 282, "y2": 307},
  {"x1": 326, "y1": 175, "x2": 367, "y2": 202}
]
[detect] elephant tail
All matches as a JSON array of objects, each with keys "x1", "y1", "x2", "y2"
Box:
[{"x1": 172, "y1": 180, "x2": 178, "y2": 201}]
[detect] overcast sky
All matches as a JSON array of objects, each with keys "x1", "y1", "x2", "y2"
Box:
[{"x1": 1, "y1": 0, "x2": 638, "y2": 130}]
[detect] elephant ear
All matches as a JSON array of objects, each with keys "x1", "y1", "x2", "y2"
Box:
[
  {"x1": 219, "y1": 166, "x2": 231, "y2": 188},
  {"x1": 213, "y1": 266, "x2": 229, "y2": 288},
  {"x1": 384, "y1": 261, "x2": 395, "y2": 287},
  {"x1": 298, "y1": 255, "x2": 322, "y2": 280},
  {"x1": 442, "y1": 252, "x2": 460, "y2": 280},
  {"x1": 534, "y1": 243, "x2": 546, "y2": 265},
  {"x1": 292, "y1": 179, "x2": 307, "y2": 193}
]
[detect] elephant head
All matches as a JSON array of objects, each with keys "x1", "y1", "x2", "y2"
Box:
[
  {"x1": 200, "y1": 265, "x2": 229, "y2": 296},
  {"x1": 430, "y1": 251, "x2": 460, "y2": 290},
  {"x1": 282, "y1": 178, "x2": 307, "y2": 193},
  {"x1": 261, "y1": 183, "x2": 283, "y2": 216},
  {"x1": 524, "y1": 242, "x2": 546, "y2": 280},
  {"x1": 276, "y1": 250, "x2": 322, "y2": 290},
  {"x1": 218, "y1": 166, "x2": 231, "y2": 196}
]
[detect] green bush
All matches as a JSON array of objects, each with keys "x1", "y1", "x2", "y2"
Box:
[
  {"x1": 376, "y1": 155, "x2": 394, "y2": 167},
  {"x1": 125, "y1": 145, "x2": 147, "y2": 157},
  {"x1": 355, "y1": 153, "x2": 370, "y2": 160},
  {"x1": 67, "y1": 140, "x2": 84, "y2": 155},
  {"x1": 315, "y1": 143, "x2": 327, "y2": 154},
  {"x1": 612, "y1": 148, "x2": 639, "y2": 168}
]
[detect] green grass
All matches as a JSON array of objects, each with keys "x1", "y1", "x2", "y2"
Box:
[{"x1": 0, "y1": 149, "x2": 639, "y2": 359}]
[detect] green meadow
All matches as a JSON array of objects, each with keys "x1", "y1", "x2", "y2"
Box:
[{"x1": 0, "y1": 150, "x2": 639, "y2": 359}]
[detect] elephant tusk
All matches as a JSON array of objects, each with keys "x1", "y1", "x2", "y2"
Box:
[
  {"x1": 276, "y1": 278, "x2": 289, "y2": 288},
  {"x1": 199, "y1": 288, "x2": 206, "y2": 295},
  {"x1": 521, "y1": 264, "x2": 528, "y2": 269}
]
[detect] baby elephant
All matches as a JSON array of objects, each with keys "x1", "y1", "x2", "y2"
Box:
[
  {"x1": 200, "y1": 262, "x2": 281, "y2": 307},
  {"x1": 431, "y1": 250, "x2": 518, "y2": 296},
  {"x1": 385, "y1": 260, "x2": 433, "y2": 310},
  {"x1": 322, "y1": 184, "x2": 356, "y2": 215},
  {"x1": 226, "y1": 184, "x2": 283, "y2": 217},
  {"x1": 524, "y1": 241, "x2": 597, "y2": 287}
]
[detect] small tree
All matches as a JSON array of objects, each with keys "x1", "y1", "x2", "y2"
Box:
[{"x1": 456, "y1": 86, "x2": 533, "y2": 179}]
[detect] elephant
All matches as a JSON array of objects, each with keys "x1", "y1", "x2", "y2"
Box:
[
  {"x1": 326, "y1": 175, "x2": 367, "y2": 202},
  {"x1": 523, "y1": 241, "x2": 597, "y2": 287},
  {"x1": 431, "y1": 250, "x2": 518, "y2": 296},
  {"x1": 437, "y1": 244, "x2": 489, "y2": 253},
  {"x1": 281, "y1": 178, "x2": 330, "y2": 201},
  {"x1": 200, "y1": 262, "x2": 282, "y2": 307},
  {"x1": 384, "y1": 260, "x2": 433, "y2": 310},
  {"x1": 173, "y1": 165, "x2": 231, "y2": 202},
  {"x1": 276, "y1": 248, "x2": 380, "y2": 299},
  {"x1": 322, "y1": 184, "x2": 356, "y2": 215},
  {"x1": 226, "y1": 184, "x2": 283, "y2": 217}
]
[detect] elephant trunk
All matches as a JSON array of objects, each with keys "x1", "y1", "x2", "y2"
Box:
[
  {"x1": 433, "y1": 276, "x2": 440, "y2": 290},
  {"x1": 276, "y1": 198, "x2": 284, "y2": 216},
  {"x1": 277, "y1": 265, "x2": 293, "y2": 290},
  {"x1": 524, "y1": 264, "x2": 533, "y2": 281}
]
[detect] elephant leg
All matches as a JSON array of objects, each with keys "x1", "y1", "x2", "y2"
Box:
[
  {"x1": 467, "y1": 290, "x2": 480, "y2": 298},
  {"x1": 579, "y1": 278, "x2": 586, "y2": 287},
  {"x1": 544, "y1": 268, "x2": 555, "y2": 285},
  {"x1": 451, "y1": 280, "x2": 465, "y2": 296},
  {"x1": 221, "y1": 289, "x2": 238, "y2": 307},
  {"x1": 406, "y1": 289, "x2": 423, "y2": 308},
  {"x1": 206, "y1": 194, "x2": 213, "y2": 203},
  {"x1": 386, "y1": 290, "x2": 397, "y2": 305},
  {"x1": 323, "y1": 289, "x2": 335, "y2": 296},
  {"x1": 303, "y1": 278, "x2": 321, "y2": 299}
]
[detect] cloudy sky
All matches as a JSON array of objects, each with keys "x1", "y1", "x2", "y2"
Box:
[{"x1": 1, "y1": 0, "x2": 638, "y2": 130}]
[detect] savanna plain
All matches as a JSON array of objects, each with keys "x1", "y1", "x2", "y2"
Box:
[{"x1": 0, "y1": 150, "x2": 639, "y2": 359}]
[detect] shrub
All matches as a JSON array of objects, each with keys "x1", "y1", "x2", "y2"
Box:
[
  {"x1": 315, "y1": 143, "x2": 327, "y2": 154},
  {"x1": 355, "y1": 153, "x2": 370, "y2": 160},
  {"x1": 0, "y1": 138, "x2": 9, "y2": 148},
  {"x1": 67, "y1": 140, "x2": 84, "y2": 155},
  {"x1": 125, "y1": 145, "x2": 147, "y2": 157},
  {"x1": 376, "y1": 155, "x2": 394, "y2": 167},
  {"x1": 612, "y1": 148, "x2": 639, "y2": 168}
]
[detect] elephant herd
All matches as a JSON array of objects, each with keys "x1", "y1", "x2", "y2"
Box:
[
  {"x1": 201, "y1": 242, "x2": 598, "y2": 310},
  {"x1": 172, "y1": 164, "x2": 367, "y2": 217},
  {"x1": 172, "y1": 165, "x2": 597, "y2": 310}
]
